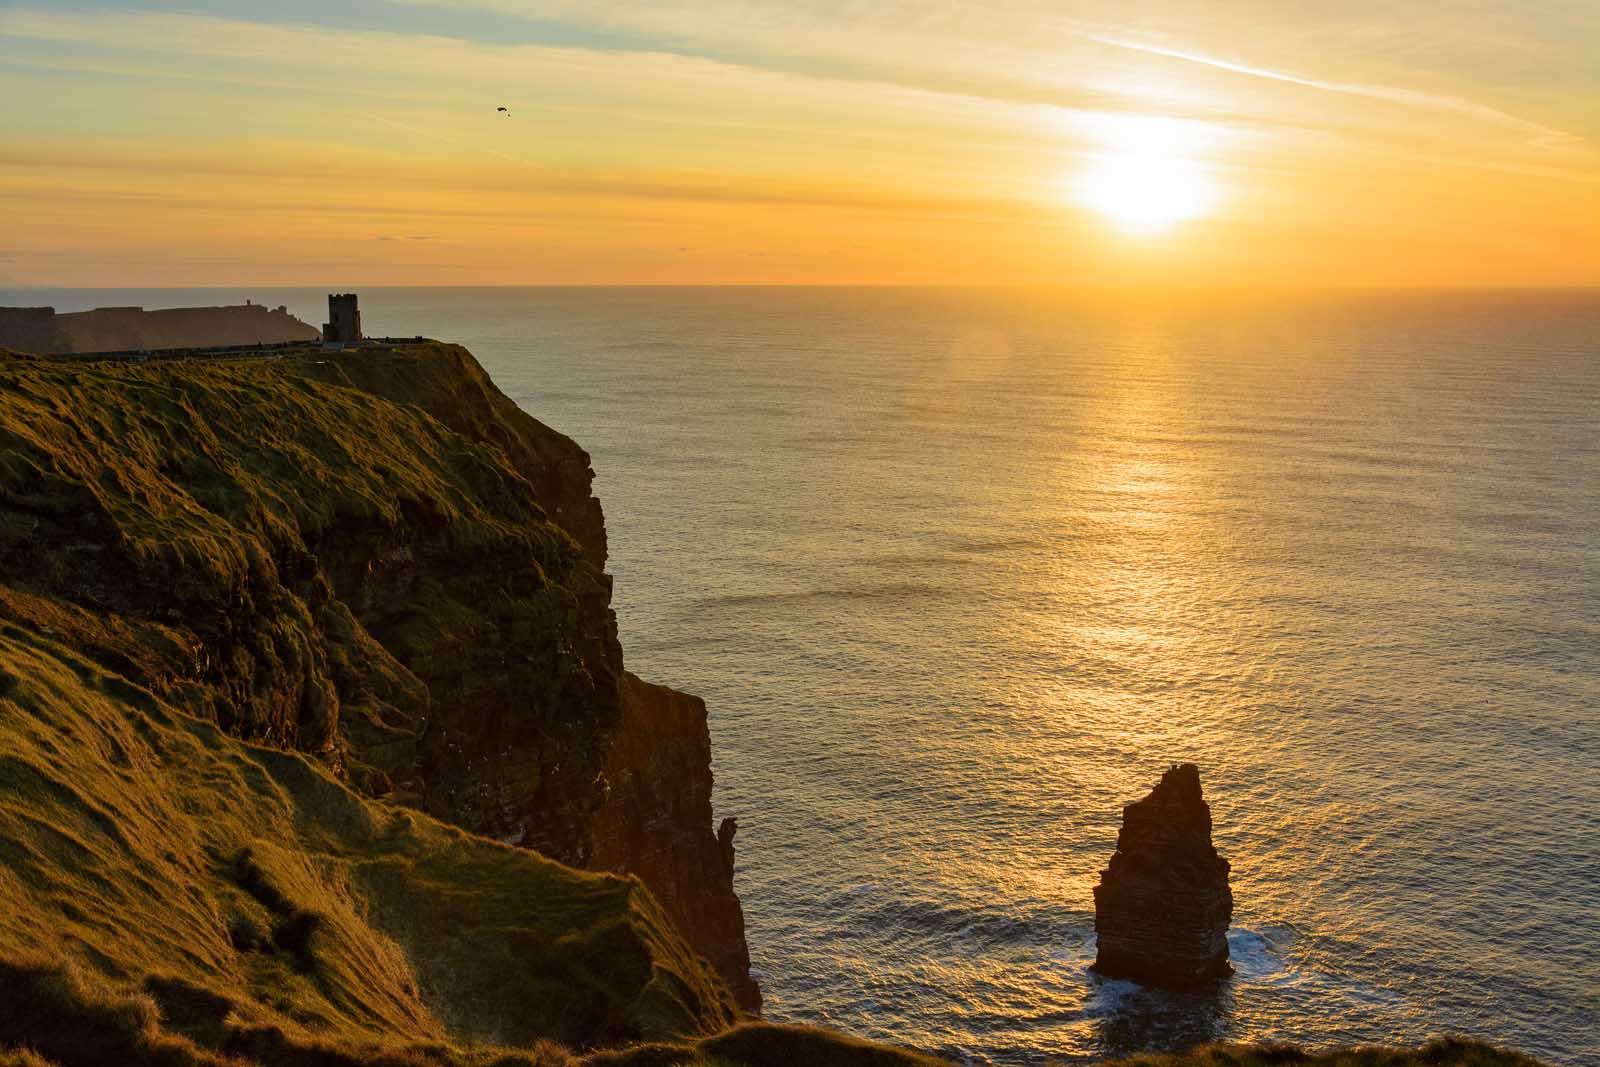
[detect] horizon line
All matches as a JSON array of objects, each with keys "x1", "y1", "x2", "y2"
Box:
[{"x1": 7, "y1": 283, "x2": 1599, "y2": 293}]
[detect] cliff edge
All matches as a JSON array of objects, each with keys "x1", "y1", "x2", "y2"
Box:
[{"x1": 0, "y1": 341, "x2": 754, "y2": 1011}]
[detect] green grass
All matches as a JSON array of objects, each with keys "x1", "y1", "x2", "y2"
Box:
[
  {"x1": 0, "y1": 618, "x2": 734, "y2": 1065},
  {"x1": 0, "y1": 343, "x2": 589, "y2": 747},
  {"x1": 0, "y1": 343, "x2": 618, "y2": 852}
]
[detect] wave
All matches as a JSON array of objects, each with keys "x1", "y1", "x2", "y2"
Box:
[
  {"x1": 820, "y1": 888, "x2": 1093, "y2": 950},
  {"x1": 691, "y1": 582, "x2": 953, "y2": 612}
]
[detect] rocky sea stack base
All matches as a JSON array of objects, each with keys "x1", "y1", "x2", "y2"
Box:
[{"x1": 1093, "y1": 763, "x2": 1234, "y2": 989}]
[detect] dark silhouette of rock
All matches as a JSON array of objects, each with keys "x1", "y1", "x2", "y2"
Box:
[
  {"x1": 718, "y1": 816, "x2": 738, "y2": 874},
  {"x1": 0, "y1": 307, "x2": 70, "y2": 354},
  {"x1": 1092, "y1": 763, "x2": 1233, "y2": 988},
  {"x1": 0, "y1": 303, "x2": 318, "y2": 354}
]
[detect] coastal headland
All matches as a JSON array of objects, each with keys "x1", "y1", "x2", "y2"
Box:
[
  {"x1": 0, "y1": 304, "x2": 319, "y2": 355},
  {"x1": 0, "y1": 340, "x2": 1546, "y2": 1067}
]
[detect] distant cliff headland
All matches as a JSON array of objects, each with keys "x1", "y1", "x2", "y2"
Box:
[
  {"x1": 0, "y1": 337, "x2": 1547, "y2": 1067},
  {"x1": 0, "y1": 303, "x2": 318, "y2": 355}
]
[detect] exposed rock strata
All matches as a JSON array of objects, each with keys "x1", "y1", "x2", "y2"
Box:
[
  {"x1": 590, "y1": 673, "x2": 758, "y2": 1009},
  {"x1": 0, "y1": 341, "x2": 756, "y2": 1008},
  {"x1": 1093, "y1": 763, "x2": 1233, "y2": 988}
]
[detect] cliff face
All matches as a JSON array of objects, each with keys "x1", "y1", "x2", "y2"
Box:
[
  {"x1": 0, "y1": 304, "x2": 320, "y2": 354},
  {"x1": 0, "y1": 342, "x2": 756, "y2": 1010},
  {"x1": 0, "y1": 309, "x2": 70, "y2": 356},
  {"x1": 590, "y1": 674, "x2": 755, "y2": 1005}
]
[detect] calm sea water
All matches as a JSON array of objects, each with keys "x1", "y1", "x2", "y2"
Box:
[{"x1": 8, "y1": 287, "x2": 1598, "y2": 1066}]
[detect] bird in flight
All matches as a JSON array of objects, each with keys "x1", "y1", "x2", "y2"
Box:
[{"x1": 497, "y1": 106, "x2": 509, "y2": 114}]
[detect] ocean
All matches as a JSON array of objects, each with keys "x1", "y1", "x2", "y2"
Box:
[{"x1": 7, "y1": 286, "x2": 1597, "y2": 1066}]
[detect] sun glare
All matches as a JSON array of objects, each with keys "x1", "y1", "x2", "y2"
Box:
[{"x1": 1075, "y1": 116, "x2": 1217, "y2": 236}]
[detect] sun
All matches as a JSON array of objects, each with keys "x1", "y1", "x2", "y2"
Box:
[
  {"x1": 1079, "y1": 153, "x2": 1212, "y2": 235},
  {"x1": 1074, "y1": 116, "x2": 1217, "y2": 236}
]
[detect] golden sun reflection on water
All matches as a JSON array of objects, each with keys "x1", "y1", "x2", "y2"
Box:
[{"x1": 967, "y1": 325, "x2": 1252, "y2": 934}]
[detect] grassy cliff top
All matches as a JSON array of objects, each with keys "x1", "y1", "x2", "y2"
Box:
[{"x1": 0, "y1": 343, "x2": 731, "y2": 1064}]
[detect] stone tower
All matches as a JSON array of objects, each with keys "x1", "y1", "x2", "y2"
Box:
[{"x1": 323, "y1": 293, "x2": 362, "y2": 343}]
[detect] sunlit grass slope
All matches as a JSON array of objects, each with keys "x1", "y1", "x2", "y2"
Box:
[
  {"x1": 0, "y1": 342, "x2": 589, "y2": 758},
  {"x1": 0, "y1": 617, "x2": 732, "y2": 1064}
]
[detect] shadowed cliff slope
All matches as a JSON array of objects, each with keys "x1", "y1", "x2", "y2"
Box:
[{"x1": 0, "y1": 341, "x2": 754, "y2": 1009}]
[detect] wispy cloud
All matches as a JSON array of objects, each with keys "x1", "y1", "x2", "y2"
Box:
[
  {"x1": 374, "y1": 0, "x2": 1592, "y2": 147},
  {"x1": 2, "y1": 0, "x2": 1596, "y2": 284},
  {"x1": 1084, "y1": 34, "x2": 1577, "y2": 149}
]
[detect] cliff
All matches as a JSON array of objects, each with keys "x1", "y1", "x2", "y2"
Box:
[
  {"x1": 0, "y1": 309, "x2": 70, "y2": 356},
  {"x1": 590, "y1": 674, "x2": 753, "y2": 1000},
  {"x1": 0, "y1": 341, "x2": 755, "y2": 1013},
  {"x1": 0, "y1": 304, "x2": 319, "y2": 354},
  {"x1": 0, "y1": 619, "x2": 736, "y2": 1062}
]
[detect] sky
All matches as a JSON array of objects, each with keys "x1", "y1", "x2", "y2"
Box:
[{"x1": 2, "y1": 0, "x2": 1597, "y2": 286}]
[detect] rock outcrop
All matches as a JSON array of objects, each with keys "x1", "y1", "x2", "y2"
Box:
[
  {"x1": 0, "y1": 303, "x2": 319, "y2": 354},
  {"x1": 0, "y1": 340, "x2": 756, "y2": 1011},
  {"x1": 590, "y1": 673, "x2": 758, "y2": 1009},
  {"x1": 1092, "y1": 763, "x2": 1233, "y2": 988}
]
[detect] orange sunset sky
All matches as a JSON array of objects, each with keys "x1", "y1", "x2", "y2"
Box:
[{"x1": 2, "y1": 1, "x2": 1597, "y2": 287}]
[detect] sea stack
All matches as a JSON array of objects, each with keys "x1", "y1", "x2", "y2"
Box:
[{"x1": 1092, "y1": 763, "x2": 1233, "y2": 988}]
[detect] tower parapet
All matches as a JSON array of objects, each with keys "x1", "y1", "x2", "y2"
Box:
[{"x1": 323, "y1": 293, "x2": 362, "y2": 344}]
